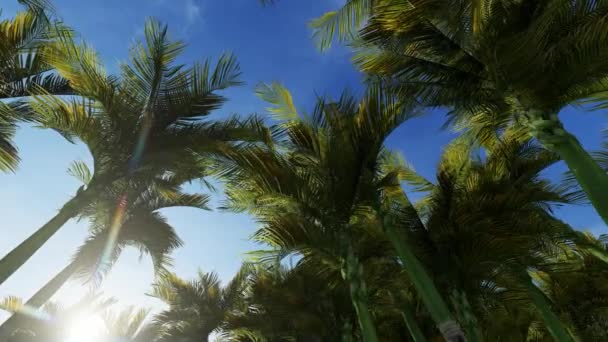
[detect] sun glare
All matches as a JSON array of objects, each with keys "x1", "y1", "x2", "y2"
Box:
[{"x1": 64, "y1": 314, "x2": 106, "y2": 342}]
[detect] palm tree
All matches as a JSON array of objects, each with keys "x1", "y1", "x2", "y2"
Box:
[
  {"x1": 102, "y1": 306, "x2": 159, "y2": 342},
  {"x1": 0, "y1": 293, "x2": 115, "y2": 341},
  {"x1": 218, "y1": 82, "x2": 466, "y2": 341},
  {"x1": 393, "y1": 128, "x2": 591, "y2": 340},
  {"x1": 223, "y1": 263, "x2": 355, "y2": 342},
  {"x1": 149, "y1": 266, "x2": 251, "y2": 342},
  {"x1": 536, "y1": 233, "x2": 608, "y2": 340},
  {"x1": 0, "y1": 18, "x2": 267, "y2": 286},
  {"x1": 328, "y1": 0, "x2": 608, "y2": 227},
  {"x1": 0, "y1": 162, "x2": 209, "y2": 338},
  {"x1": 0, "y1": 0, "x2": 71, "y2": 171}
]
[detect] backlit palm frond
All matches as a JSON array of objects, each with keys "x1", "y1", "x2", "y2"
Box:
[
  {"x1": 1, "y1": 71, "x2": 71, "y2": 99},
  {"x1": 0, "y1": 9, "x2": 71, "y2": 171},
  {"x1": 121, "y1": 19, "x2": 186, "y2": 114},
  {"x1": 221, "y1": 263, "x2": 253, "y2": 308},
  {"x1": 67, "y1": 160, "x2": 92, "y2": 185},
  {"x1": 150, "y1": 270, "x2": 249, "y2": 340},
  {"x1": 0, "y1": 10, "x2": 49, "y2": 55},
  {"x1": 310, "y1": 0, "x2": 373, "y2": 51},
  {"x1": 149, "y1": 273, "x2": 186, "y2": 304},
  {"x1": 0, "y1": 296, "x2": 24, "y2": 313},
  {"x1": 40, "y1": 27, "x2": 109, "y2": 98},
  {"x1": 30, "y1": 94, "x2": 102, "y2": 146},
  {"x1": 17, "y1": 0, "x2": 55, "y2": 14},
  {"x1": 119, "y1": 19, "x2": 243, "y2": 131},
  {"x1": 72, "y1": 207, "x2": 182, "y2": 285},
  {"x1": 0, "y1": 102, "x2": 19, "y2": 171},
  {"x1": 255, "y1": 82, "x2": 299, "y2": 121},
  {"x1": 377, "y1": 149, "x2": 435, "y2": 194},
  {"x1": 119, "y1": 210, "x2": 183, "y2": 276},
  {"x1": 102, "y1": 306, "x2": 152, "y2": 339},
  {"x1": 160, "y1": 52, "x2": 242, "y2": 125}
]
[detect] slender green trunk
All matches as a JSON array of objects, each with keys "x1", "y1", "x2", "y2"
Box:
[
  {"x1": 525, "y1": 109, "x2": 608, "y2": 227},
  {"x1": 0, "y1": 262, "x2": 78, "y2": 337},
  {"x1": 383, "y1": 224, "x2": 466, "y2": 342},
  {"x1": 450, "y1": 290, "x2": 483, "y2": 342},
  {"x1": 0, "y1": 187, "x2": 89, "y2": 286},
  {"x1": 342, "y1": 245, "x2": 379, "y2": 342},
  {"x1": 401, "y1": 306, "x2": 426, "y2": 342},
  {"x1": 552, "y1": 135, "x2": 608, "y2": 226},
  {"x1": 341, "y1": 319, "x2": 353, "y2": 342},
  {"x1": 524, "y1": 276, "x2": 575, "y2": 342}
]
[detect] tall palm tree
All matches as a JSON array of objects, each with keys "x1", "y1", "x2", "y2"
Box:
[
  {"x1": 0, "y1": 0, "x2": 71, "y2": 171},
  {"x1": 331, "y1": 0, "x2": 608, "y2": 227},
  {"x1": 218, "y1": 82, "x2": 466, "y2": 341},
  {"x1": 223, "y1": 263, "x2": 355, "y2": 342},
  {"x1": 149, "y1": 266, "x2": 251, "y2": 342},
  {"x1": 393, "y1": 128, "x2": 593, "y2": 340},
  {"x1": 0, "y1": 18, "x2": 267, "y2": 286},
  {"x1": 0, "y1": 162, "x2": 209, "y2": 339}
]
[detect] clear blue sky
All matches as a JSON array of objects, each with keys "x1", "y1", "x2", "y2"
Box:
[{"x1": 0, "y1": 0, "x2": 606, "y2": 321}]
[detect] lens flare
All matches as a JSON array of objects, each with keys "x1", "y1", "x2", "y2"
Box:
[
  {"x1": 65, "y1": 314, "x2": 105, "y2": 342},
  {"x1": 98, "y1": 112, "x2": 154, "y2": 274},
  {"x1": 98, "y1": 194, "x2": 128, "y2": 271}
]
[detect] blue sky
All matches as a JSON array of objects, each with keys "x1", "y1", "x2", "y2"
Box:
[{"x1": 0, "y1": 0, "x2": 606, "y2": 323}]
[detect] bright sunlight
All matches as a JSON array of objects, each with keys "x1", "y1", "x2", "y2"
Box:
[{"x1": 64, "y1": 314, "x2": 106, "y2": 342}]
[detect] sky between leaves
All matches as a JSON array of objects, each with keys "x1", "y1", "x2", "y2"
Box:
[{"x1": 0, "y1": 0, "x2": 606, "y2": 323}]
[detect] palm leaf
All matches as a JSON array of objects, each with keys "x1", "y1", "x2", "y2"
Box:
[{"x1": 310, "y1": 0, "x2": 373, "y2": 51}]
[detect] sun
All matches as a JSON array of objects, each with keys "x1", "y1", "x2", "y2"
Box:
[{"x1": 64, "y1": 314, "x2": 106, "y2": 342}]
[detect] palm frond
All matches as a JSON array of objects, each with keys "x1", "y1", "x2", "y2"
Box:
[
  {"x1": 310, "y1": 0, "x2": 373, "y2": 51},
  {"x1": 67, "y1": 160, "x2": 92, "y2": 185},
  {"x1": 255, "y1": 82, "x2": 299, "y2": 121}
]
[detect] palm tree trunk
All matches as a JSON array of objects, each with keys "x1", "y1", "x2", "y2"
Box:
[
  {"x1": 523, "y1": 276, "x2": 575, "y2": 342},
  {"x1": 342, "y1": 245, "x2": 379, "y2": 342},
  {"x1": 341, "y1": 319, "x2": 353, "y2": 342},
  {"x1": 401, "y1": 306, "x2": 426, "y2": 342},
  {"x1": 525, "y1": 110, "x2": 608, "y2": 228},
  {"x1": 0, "y1": 186, "x2": 90, "y2": 285},
  {"x1": 26, "y1": 261, "x2": 78, "y2": 307},
  {"x1": 551, "y1": 135, "x2": 608, "y2": 225},
  {"x1": 383, "y1": 222, "x2": 466, "y2": 342},
  {"x1": 450, "y1": 290, "x2": 483, "y2": 342},
  {"x1": 0, "y1": 261, "x2": 78, "y2": 338}
]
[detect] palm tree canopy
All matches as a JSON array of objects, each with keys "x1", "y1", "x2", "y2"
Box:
[
  {"x1": 31, "y1": 18, "x2": 268, "y2": 200},
  {"x1": 351, "y1": 1, "x2": 608, "y2": 117},
  {"x1": 149, "y1": 265, "x2": 251, "y2": 341},
  {"x1": 66, "y1": 161, "x2": 210, "y2": 286},
  {"x1": 220, "y1": 83, "x2": 417, "y2": 264},
  {"x1": 0, "y1": 1, "x2": 71, "y2": 171},
  {"x1": 311, "y1": 0, "x2": 608, "y2": 114}
]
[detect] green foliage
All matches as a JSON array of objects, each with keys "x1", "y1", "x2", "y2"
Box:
[
  {"x1": 0, "y1": 16, "x2": 269, "y2": 288},
  {"x1": 3, "y1": 1, "x2": 608, "y2": 341},
  {"x1": 0, "y1": 3, "x2": 70, "y2": 171},
  {"x1": 149, "y1": 266, "x2": 252, "y2": 341}
]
